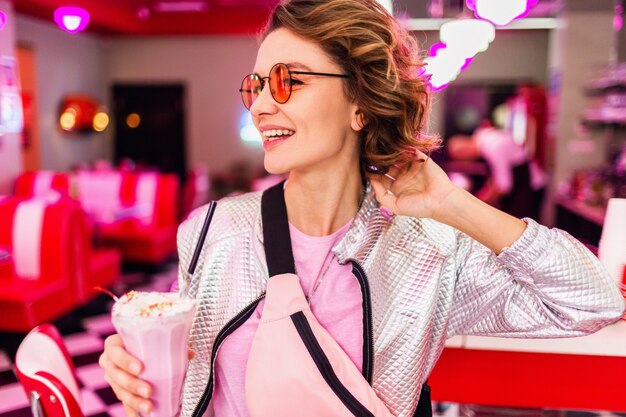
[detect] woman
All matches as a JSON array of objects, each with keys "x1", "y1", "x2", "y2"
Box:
[
  {"x1": 99, "y1": 0, "x2": 625, "y2": 416},
  {"x1": 446, "y1": 121, "x2": 547, "y2": 219}
]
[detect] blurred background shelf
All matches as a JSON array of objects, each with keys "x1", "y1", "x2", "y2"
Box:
[{"x1": 554, "y1": 196, "x2": 606, "y2": 247}]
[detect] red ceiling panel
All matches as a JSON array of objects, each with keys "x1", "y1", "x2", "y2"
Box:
[{"x1": 12, "y1": 0, "x2": 280, "y2": 35}]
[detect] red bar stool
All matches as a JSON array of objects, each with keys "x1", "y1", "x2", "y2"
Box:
[{"x1": 15, "y1": 324, "x2": 84, "y2": 417}]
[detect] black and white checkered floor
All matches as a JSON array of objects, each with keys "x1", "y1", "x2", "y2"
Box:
[{"x1": 0, "y1": 262, "x2": 623, "y2": 417}]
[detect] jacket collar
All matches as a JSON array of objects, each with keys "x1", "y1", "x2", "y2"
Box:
[
  {"x1": 254, "y1": 182, "x2": 386, "y2": 264},
  {"x1": 333, "y1": 183, "x2": 381, "y2": 263}
]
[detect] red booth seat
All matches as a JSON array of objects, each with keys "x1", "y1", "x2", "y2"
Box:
[
  {"x1": 76, "y1": 171, "x2": 179, "y2": 264},
  {"x1": 0, "y1": 196, "x2": 121, "y2": 332},
  {"x1": 14, "y1": 171, "x2": 70, "y2": 198},
  {"x1": 181, "y1": 166, "x2": 210, "y2": 220}
]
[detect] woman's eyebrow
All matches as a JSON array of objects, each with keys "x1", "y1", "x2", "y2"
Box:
[
  {"x1": 251, "y1": 62, "x2": 313, "y2": 75},
  {"x1": 286, "y1": 62, "x2": 314, "y2": 71}
]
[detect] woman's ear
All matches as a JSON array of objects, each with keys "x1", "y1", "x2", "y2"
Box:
[{"x1": 351, "y1": 107, "x2": 367, "y2": 131}]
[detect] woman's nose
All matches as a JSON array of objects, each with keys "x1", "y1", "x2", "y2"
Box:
[{"x1": 250, "y1": 82, "x2": 278, "y2": 117}]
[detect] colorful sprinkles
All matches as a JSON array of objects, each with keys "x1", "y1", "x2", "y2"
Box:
[{"x1": 113, "y1": 291, "x2": 195, "y2": 318}]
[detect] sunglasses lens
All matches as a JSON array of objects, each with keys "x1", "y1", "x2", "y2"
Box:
[
  {"x1": 241, "y1": 75, "x2": 261, "y2": 109},
  {"x1": 270, "y1": 64, "x2": 291, "y2": 104}
]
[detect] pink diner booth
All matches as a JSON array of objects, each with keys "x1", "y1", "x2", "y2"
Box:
[
  {"x1": 0, "y1": 195, "x2": 121, "y2": 333},
  {"x1": 76, "y1": 171, "x2": 179, "y2": 264},
  {"x1": 14, "y1": 171, "x2": 70, "y2": 198}
]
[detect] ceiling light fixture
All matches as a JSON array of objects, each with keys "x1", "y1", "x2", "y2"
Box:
[
  {"x1": 136, "y1": 6, "x2": 151, "y2": 20},
  {"x1": 53, "y1": 6, "x2": 90, "y2": 34}
]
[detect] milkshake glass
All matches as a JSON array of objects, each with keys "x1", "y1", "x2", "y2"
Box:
[{"x1": 112, "y1": 290, "x2": 196, "y2": 417}]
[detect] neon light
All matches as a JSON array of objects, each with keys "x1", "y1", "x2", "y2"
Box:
[
  {"x1": 460, "y1": 56, "x2": 474, "y2": 71},
  {"x1": 615, "y1": 4, "x2": 623, "y2": 31},
  {"x1": 468, "y1": 0, "x2": 537, "y2": 26},
  {"x1": 54, "y1": 7, "x2": 90, "y2": 34},
  {"x1": 440, "y1": 19, "x2": 495, "y2": 59},
  {"x1": 429, "y1": 42, "x2": 447, "y2": 56},
  {"x1": 239, "y1": 112, "x2": 262, "y2": 145},
  {"x1": 424, "y1": 44, "x2": 467, "y2": 91},
  {"x1": 0, "y1": 12, "x2": 7, "y2": 31}
]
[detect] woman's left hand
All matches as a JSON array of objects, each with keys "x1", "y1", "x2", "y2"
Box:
[{"x1": 369, "y1": 149, "x2": 460, "y2": 220}]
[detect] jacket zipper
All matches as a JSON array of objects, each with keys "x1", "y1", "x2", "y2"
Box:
[
  {"x1": 291, "y1": 311, "x2": 374, "y2": 417},
  {"x1": 352, "y1": 261, "x2": 431, "y2": 417},
  {"x1": 350, "y1": 261, "x2": 374, "y2": 384},
  {"x1": 190, "y1": 294, "x2": 265, "y2": 417}
]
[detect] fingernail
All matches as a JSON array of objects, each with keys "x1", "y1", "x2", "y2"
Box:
[
  {"x1": 130, "y1": 362, "x2": 141, "y2": 374},
  {"x1": 140, "y1": 402, "x2": 151, "y2": 414},
  {"x1": 380, "y1": 207, "x2": 394, "y2": 221},
  {"x1": 138, "y1": 386, "x2": 150, "y2": 398}
]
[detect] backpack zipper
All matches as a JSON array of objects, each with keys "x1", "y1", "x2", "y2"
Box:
[
  {"x1": 291, "y1": 311, "x2": 374, "y2": 417},
  {"x1": 190, "y1": 261, "x2": 373, "y2": 416}
]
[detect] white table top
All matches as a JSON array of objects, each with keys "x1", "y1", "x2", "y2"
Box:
[{"x1": 443, "y1": 320, "x2": 626, "y2": 357}]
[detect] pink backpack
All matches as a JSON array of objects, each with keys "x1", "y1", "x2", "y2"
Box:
[{"x1": 244, "y1": 183, "x2": 394, "y2": 417}]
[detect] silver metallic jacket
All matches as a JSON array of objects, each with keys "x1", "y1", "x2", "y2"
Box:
[{"x1": 177, "y1": 187, "x2": 625, "y2": 417}]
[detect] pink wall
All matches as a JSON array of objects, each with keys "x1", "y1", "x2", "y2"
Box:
[
  {"x1": 104, "y1": 36, "x2": 265, "y2": 175},
  {"x1": 16, "y1": 15, "x2": 109, "y2": 172},
  {"x1": 0, "y1": 1, "x2": 22, "y2": 194}
]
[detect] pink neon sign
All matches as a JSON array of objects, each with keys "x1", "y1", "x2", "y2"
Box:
[
  {"x1": 0, "y1": 12, "x2": 7, "y2": 31},
  {"x1": 467, "y1": 0, "x2": 538, "y2": 26},
  {"x1": 424, "y1": 43, "x2": 473, "y2": 91},
  {"x1": 54, "y1": 7, "x2": 90, "y2": 34}
]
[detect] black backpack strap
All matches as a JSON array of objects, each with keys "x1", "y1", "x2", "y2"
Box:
[
  {"x1": 261, "y1": 180, "x2": 296, "y2": 276},
  {"x1": 412, "y1": 382, "x2": 433, "y2": 417}
]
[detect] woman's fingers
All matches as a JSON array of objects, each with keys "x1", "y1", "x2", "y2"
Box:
[
  {"x1": 103, "y1": 335, "x2": 143, "y2": 375},
  {"x1": 123, "y1": 404, "x2": 140, "y2": 417},
  {"x1": 414, "y1": 148, "x2": 429, "y2": 163},
  {"x1": 100, "y1": 334, "x2": 152, "y2": 414},
  {"x1": 108, "y1": 378, "x2": 153, "y2": 415},
  {"x1": 104, "y1": 362, "x2": 152, "y2": 399},
  {"x1": 371, "y1": 178, "x2": 397, "y2": 211},
  {"x1": 368, "y1": 149, "x2": 434, "y2": 217}
]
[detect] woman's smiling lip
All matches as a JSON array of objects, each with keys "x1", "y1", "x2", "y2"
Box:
[
  {"x1": 259, "y1": 124, "x2": 295, "y2": 134},
  {"x1": 262, "y1": 135, "x2": 291, "y2": 150},
  {"x1": 259, "y1": 124, "x2": 295, "y2": 150}
]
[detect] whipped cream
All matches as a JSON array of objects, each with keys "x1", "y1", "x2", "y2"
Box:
[{"x1": 113, "y1": 291, "x2": 195, "y2": 318}]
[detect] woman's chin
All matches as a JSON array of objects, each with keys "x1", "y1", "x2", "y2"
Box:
[{"x1": 263, "y1": 160, "x2": 289, "y2": 176}]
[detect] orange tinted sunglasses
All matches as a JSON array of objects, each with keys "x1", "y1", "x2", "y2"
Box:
[{"x1": 239, "y1": 63, "x2": 351, "y2": 110}]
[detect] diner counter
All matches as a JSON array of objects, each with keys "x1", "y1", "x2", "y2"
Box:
[{"x1": 435, "y1": 321, "x2": 626, "y2": 411}]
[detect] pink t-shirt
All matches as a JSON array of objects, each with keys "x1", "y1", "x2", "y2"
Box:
[{"x1": 207, "y1": 221, "x2": 363, "y2": 416}]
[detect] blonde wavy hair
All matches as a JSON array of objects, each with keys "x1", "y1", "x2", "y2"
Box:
[{"x1": 263, "y1": 0, "x2": 440, "y2": 174}]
